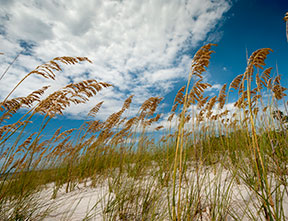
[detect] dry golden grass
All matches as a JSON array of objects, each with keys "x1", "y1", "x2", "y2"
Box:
[
  {"x1": 3, "y1": 56, "x2": 92, "y2": 103},
  {"x1": 217, "y1": 83, "x2": 227, "y2": 109},
  {"x1": 1, "y1": 35, "x2": 288, "y2": 220}
]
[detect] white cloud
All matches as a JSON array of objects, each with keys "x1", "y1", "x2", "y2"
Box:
[
  {"x1": 205, "y1": 83, "x2": 223, "y2": 92},
  {"x1": 0, "y1": 0, "x2": 231, "y2": 120}
]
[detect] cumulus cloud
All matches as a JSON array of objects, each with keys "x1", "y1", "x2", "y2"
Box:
[
  {"x1": 205, "y1": 83, "x2": 223, "y2": 92},
  {"x1": 0, "y1": 0, "x2": 231, "y2": 120}
]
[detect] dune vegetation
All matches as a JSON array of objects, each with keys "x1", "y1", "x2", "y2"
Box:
[{"x1": 1, "y1": 18, "x2": 288, "y2": 220}]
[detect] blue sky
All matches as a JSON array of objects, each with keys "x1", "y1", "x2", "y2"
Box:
[
  {"x1": 0, "y1": 0, "x2": 288, "y2": 134},
  {"x1": 209, "y1": 0, "x2": 288, "y2": 88}
]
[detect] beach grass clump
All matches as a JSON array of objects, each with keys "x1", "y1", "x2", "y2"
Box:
[{"x1": 1, "y1": 14, "x2": 288, "y2": 219}]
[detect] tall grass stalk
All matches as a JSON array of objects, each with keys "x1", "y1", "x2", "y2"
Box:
[{"x1": 1, "y1": 36, "x2": 288, "y2": 220}]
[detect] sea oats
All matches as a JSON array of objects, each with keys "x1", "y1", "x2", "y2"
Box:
[
  {"x1": 260, "y1": 67, "x2": 272, "y2": 88},
  {"x1": 99, "y1": 82, "x2": 113, "y2": 88},
  {"x1": 184, "y1": 114, "x2": 191, "y2": 123},
  {"x1": 0, "y1": 112, "x2": 13, "y2": 124},
  {"x1": 174, "y1": 86, "x2": 186, "y2": 105},
  {"x1": 51, "y1": 136, "x2": 71, "y2": 157},
  {"x1": 230, "y1": 74, "x2": 244, "y2": 91},
  {"x1": 15, "y1": 132, "x2": 37, "y2": 154},
  {"x1": 118, "y1": 117, "x2": 127, "y2": 126},
  {"x1": 35, "y1": 80, "x2": 111, "y2": 116},
  {"x1": 124, "y1": 116, "x2": 139, "y2": 129},
  {"x1": 53, "y1": 56, "x2": 92, "y2": 65},
  {"x1": 0, "y1": 86, "x2": 50, "y2": 115},
  {"x1": 219, "y1": 109, "x2": 229, "y2": 118},
  {"x1": 55, "y1": 128, "x2": 76, "y2": 142},
  {"x1": 253, "y1": 107, "x2": 259, "y2": 116},
  {"x1": 210, "y1": 114, "x2": 218, "y2": 121},
  {"x1": 0, "y1": 121, "x2": 26, "y2": 136},
  {"x1": 206, "y1": 96, "x2": 217, "y2": 112},
  {"x1": 251, "y1": 94, "x2": 262, "y2": 106},
  {"x1": 104, "y1": 110, "x2": 124, "y2": 130},
  {"x1": 187, "y1": 80, "x2": 211, "y2": 107},
  {"x1": 191, "y1": 43, "x2": 217, "y2": 79},
  {"x1": 206, "y1": 110, "x2": 213, "y2": 119},
  {"x1": 30, "y1": 56, "x2": 90, "y2": 80},
  {"x1": 217, "y1": 84, "x2": 227, "y2": 109},
  {"x1": 88, "y1": 101, "x2": 104, "y2": 117},
  {"x1": 272, "y1": 82, "x2": 287, "y2": 100},
  {"x1": 234, "y1": 91, "x2": 249, "y2": 108},
  {"x1": 267, "y1": 78, "x2": 273, "y2": 89},
  {"x1": 122, "y1": 95, "x2": 134, "y2": 111},
  {"x1": 256, "y1": 73, "x2": 262, "y2": 91},
  {"x1": 171, "y1": 87, "x2": 185, "y2": 113},
  {"x1": 139, "y1": 97, "x2": 163, "y2": 120},
  {"x1": 97, "y1": 129, "x2": 115, "y2": 144},
  {"x1": 196, "y1": 110, "x2": 205, "y2": 123},
  {"x1": 3, "y1": 56, "x2": 93, "y2": 105},
  {"x1": 155, "y1": 125, "x2": 164, "y2": 131},
  {"x1": 171, "y1": 103, "x2": 178, "y2": 113},
  {"x1": 86, "y1": 120, "x2": 103, "y2": 133},
  {"x1": 242, "y1": 48, "x2": 273, "y2": 90},
  {"x1": 197, "y1": 96, "x2": 209, "y2": 109},
  {"x1": 143, "y1": 113, "x2": 162, "y2": 127},
  {"x1": 168, "y1": 113, "x2": 175, "y2": 122}
]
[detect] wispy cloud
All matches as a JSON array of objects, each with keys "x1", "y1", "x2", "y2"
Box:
[{"x1": 0, "y1": 0, "x2": 231, "y2": 120}]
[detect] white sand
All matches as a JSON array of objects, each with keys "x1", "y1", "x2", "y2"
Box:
[
  {"x1": 39, "y1": 181, "x2": 108, "y2": 220},
  {"x1": 24, "y1": 168, "x2": 288, "y2": 220}
]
